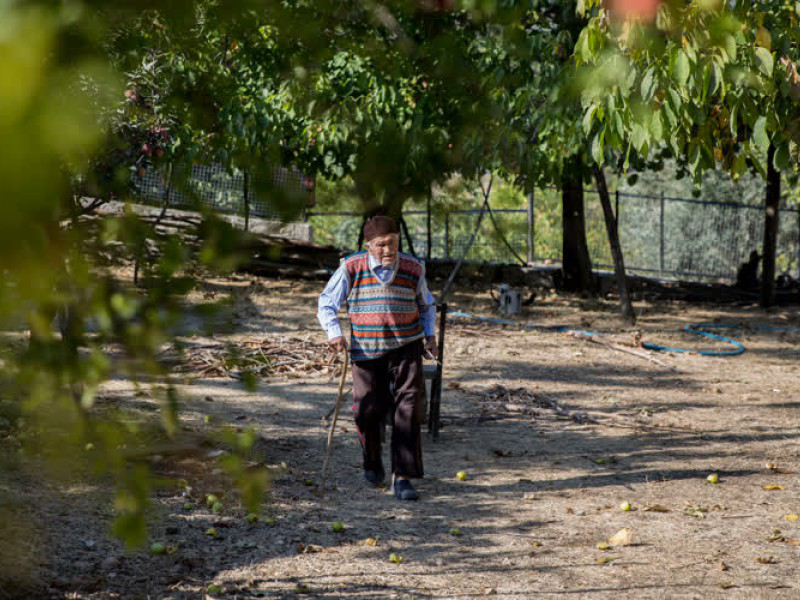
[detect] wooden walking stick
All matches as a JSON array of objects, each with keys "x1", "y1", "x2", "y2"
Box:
[{"x1": 322, "y1": 349, "x2": 349, "y2": 491}]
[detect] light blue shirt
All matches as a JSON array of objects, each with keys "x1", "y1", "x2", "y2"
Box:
[{"x1": 318, "y1": 253, "x2": 436, "y2": 340}]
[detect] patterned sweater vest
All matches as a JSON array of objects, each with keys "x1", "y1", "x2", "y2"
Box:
[{"x1": 344, "y1": 250, "x2": 424, "y2": 361}]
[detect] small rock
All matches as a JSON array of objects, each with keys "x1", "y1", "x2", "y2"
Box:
[{"x1": 101, "y1": 556, "x2": 119, "y2": 570}]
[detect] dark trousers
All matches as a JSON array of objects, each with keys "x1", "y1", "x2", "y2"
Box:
[{"x1": 351, "y1": 339, "x2": 425, "y2": 478}]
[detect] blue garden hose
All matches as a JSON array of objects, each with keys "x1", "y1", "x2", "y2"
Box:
[
  {"x1": 448, "y1": 311, "x2": 800, "y2": 357},
  {"x1": 641, "y1": 324, "x2": 746, "y2": 357}
]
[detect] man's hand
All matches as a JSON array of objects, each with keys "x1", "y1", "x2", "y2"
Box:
[
  {"x1": 329, "y1": 336, "x2": 348, "y2": 353},
  {"x1": 423, "y1": 335, "x2": 438, "y2": 360}
]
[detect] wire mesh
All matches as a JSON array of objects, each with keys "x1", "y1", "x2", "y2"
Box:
[
  {"x1": 308, "y1": 190, "x2": 800, "y2": 284},
  {"x1": 132, "y1": 162, "x2": 314, "y2": 220}
]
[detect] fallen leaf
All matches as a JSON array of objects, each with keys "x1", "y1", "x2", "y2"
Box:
[
  {"x1": 644, "y1": 504, "x2": 670, "y2": 513},
  {"x1": 785, "y1": 514, "x2": 799, "y2": 522},
  {"x1": 785, "y1": 538, "x2": 800, "y2": 546},
  {"x1": 717, "y1": 581, "x2": 735, "y2": 589},
  {"x1": 756, "y1": 556, "x2": 777, "y2": 564},
  {"x1": 596, "y1": 556, "x2": 618, "y2": 564},
  {"x1": 767, "y1": 529, "x2": 785, "y2": 542},
  {"x1": 608, "y1": 528, "x2": 634, "y2": 547},
  {"x1": 765, "y1": 463, "x2": 797, "y2": 475},
  {"x1": 300, "y1": 544, "x2": 325, "y2": 554},
  {"x1": 596, "y1": 542, "x2": 611, "y2": 550},
  {"x1": 763, "y1": 485, "x2": 785, "y2": 491},
  {"x1": 529, "y1": 540, "x2": 543, "y2": 547},
  {"x1": 364, "y1": 538, "x2": 379, "y2": 547},
  {"x1": 684, "y1": 504, "x2": 708, "y2": 519}
]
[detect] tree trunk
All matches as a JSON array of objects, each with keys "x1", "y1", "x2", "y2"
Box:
[
  {"x1": 561, "y1": 158, "x2": 594, "y2": 292},
  {"x1": 593, "y1": 164, "x2": 636, "y2": 324},
  {"x1": 761, "y1": 144, "x2": 780, "y2": 309}
]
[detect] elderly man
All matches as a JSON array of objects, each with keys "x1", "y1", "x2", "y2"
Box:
[{"x1": 317, "y1": 215, "x2": 437, "y2": 501}]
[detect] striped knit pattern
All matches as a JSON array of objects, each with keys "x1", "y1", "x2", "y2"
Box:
[{"x1": 344, "y1": 250, "x2": 424, "y2": 361}]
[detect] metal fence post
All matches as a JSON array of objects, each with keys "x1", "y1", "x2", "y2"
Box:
[
  {"x1": 444, "y1": 212, "x2": 450, "y2": 260},
  {"x1": 659, "y1": 190, "x2": 665, "y2": 277},
  {"x1": 243, "y1": 171, "x2": 250, "y2": 232},
  {"x1": 426, "y1": 194, "x2": 432, "y2": 259},
  {"x1": 527, "y1": 189, "x2": 534, "y2": 264}
]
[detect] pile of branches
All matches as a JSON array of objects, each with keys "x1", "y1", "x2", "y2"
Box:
[
  {"x1": 457, "y1": 383, "x2": 597, "y2": 425},
  {"x1": 162, "y1": 336, "x2": 342, "y2": 380}
]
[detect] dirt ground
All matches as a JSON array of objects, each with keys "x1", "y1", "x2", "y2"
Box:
[{"x1": 3, "y1": 271, "x2": 800, "y2": 599}]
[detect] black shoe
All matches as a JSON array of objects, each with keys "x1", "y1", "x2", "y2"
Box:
[
  {"x1": 391, "y1": 478, "x2": 419, "y2": 501},
  {"x1": 364, "y1": 468, "x2": 386, "y2": 487}
]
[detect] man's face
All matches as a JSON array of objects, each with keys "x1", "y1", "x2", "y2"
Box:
[{"x1": 367, "y1": 233, "x2": 399, "y2": 267}]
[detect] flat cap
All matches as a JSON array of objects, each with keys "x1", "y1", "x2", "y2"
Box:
[{"x1": 363, "y1": 215, "x2": 398, "y2": 241}]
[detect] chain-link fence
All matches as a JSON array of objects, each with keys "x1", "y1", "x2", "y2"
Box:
[
  {"x1": 132, "y1": 162, "x2": 315, "y2": 223},
  {"x1": 308, "y1": 190, "x2": 800, "y2": 284}
]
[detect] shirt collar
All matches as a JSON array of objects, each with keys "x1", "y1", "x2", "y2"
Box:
[{"x1": 368, "y1": 253, "x2": 395, "y2": 271}]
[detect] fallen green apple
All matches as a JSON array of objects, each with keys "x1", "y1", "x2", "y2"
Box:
[
  {"x1": 331, "y1": 520, "x2": 345, "y2": 533},
  {"x1": 389, "y1": 553, "x2": 404, "y2": 564},
  {"x1": 456, "y1": 471, "x2": 468, "y2": 481},
  {"x1": 149, "y1": 542, "x2": 166, "y2": 555},
  {"x1": 263, "y1": 516, "x2": 276, "y2": 526},
  {"x1": 206, "y1": 494, "x2": 218, "y2": 507},
  {"x1": 245, "y1": 513, "x2": 259, "y2": 524},
  {"x1": 183, "y1": 502, "x2": 193, "y2": 511},
  {"x1": 207, "y1": 584, "x2": 222, "y2": 595},
  {"x1": 707, "y1": 473, "x2": 719, "y2": 484},
  {"x1": 619, "y1": 501, "x2": 632, "y2": 512},
  {"x1": 212, "y1": 501, "x2": 223, "y2": 514},
  {"x1": 205, "y1": 527, "x2": 218, "y2": 538},
  {"x1": 449, "y1": 528, "x2": 462, "y2": 536}
]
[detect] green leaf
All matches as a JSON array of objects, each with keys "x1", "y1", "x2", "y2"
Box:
[
  {"x1": 755, "y1": 47, "x2": 774, "y2": 79},
  {"x1": 673, "y1": 51, "x2": 691, "y2": 88},
  {"x1": 583, "y1": 105, "x2": 598, "y2": 136},
  {"x1": 731, "y1": 153, "x2": 748, "y2": 179},
  {"x1": 662, "y1": 104, "x2": 677, "y2": 130},
  {"x1": 640, "y1": 68, "x2": 657, "y2": 102},
  {"x1": 649, "y1": 111, "x2": 663, "y2": 141},
  {"x1": 688, "y1": 142, "x2": 701, "y2": 173},
  {"x1": 752, "y1": 116, "x2": 769, "y2": 154},
  {"x1": 729, "y1": 103, "x2": 738, "y2": 137},
  {"x1": 591, "y1": 129, "x2": 605, "y2": 165},
  {"x1": 774, "y1": 142, "x2": 791, "y2": 171},
  {"x1": 721, "y1": 33, "x2": 737, "y2": 62},
  {"x1": 667, "y1": 89, "x2": 683, "y2": 114},
  {"x1": 631, "y1": 123, "x2": 648, "y2": 153},
  {"x1": 575, "y1": 28, "x2": 592, "y2": 64},
  {"x1": 708, "y1": 63, "x2": 721, "y2": 98}
]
